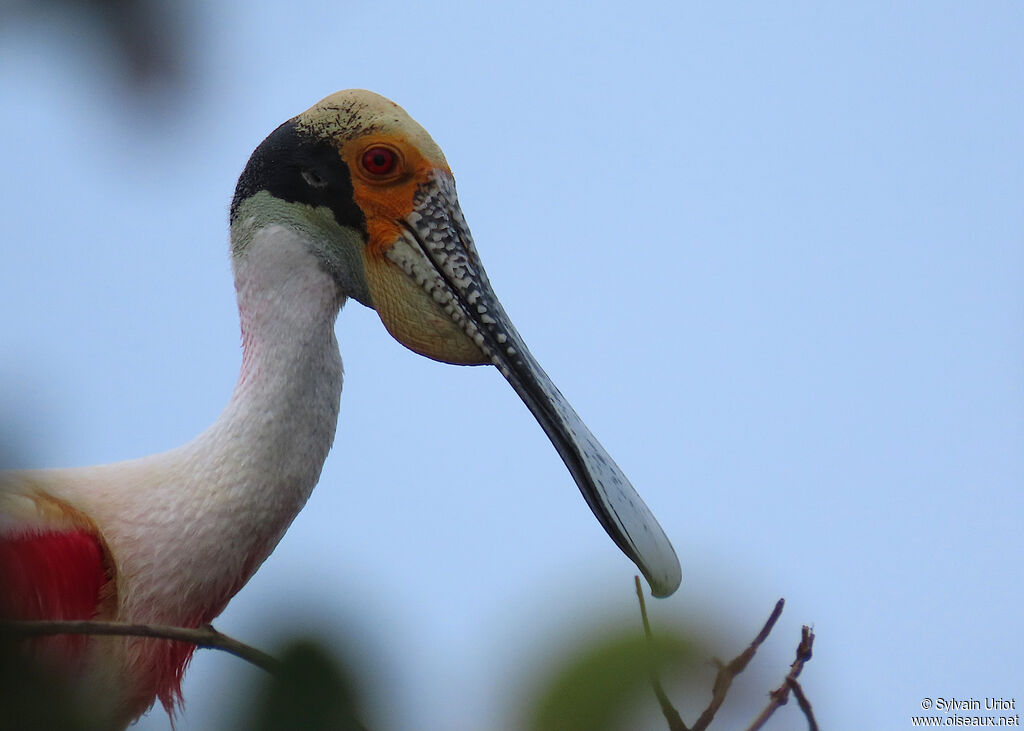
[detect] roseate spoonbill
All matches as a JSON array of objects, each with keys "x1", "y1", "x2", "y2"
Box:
[{"x1": 0, "y1": 90, "x2": 680, "y2": 727}]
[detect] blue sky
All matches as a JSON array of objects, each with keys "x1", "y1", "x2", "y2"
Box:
[{"x1": 1, "y1": 2, "x2": 1022, "y2": 729}]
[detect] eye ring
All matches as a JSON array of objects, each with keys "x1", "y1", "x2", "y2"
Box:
[{"x1": 359, "y1": 144, "x2": 402, "y2": 179}]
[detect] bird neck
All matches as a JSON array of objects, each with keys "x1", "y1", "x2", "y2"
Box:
[
  {"x1": 59, "y1": 224, "x2": 348, "y2": 721},
  {"x1": 126, "y1": 223, "x2": 346, "y2": 623},
  {"x1": 202, "y1": 223, "x2": 345, "y2": 579},
  {"x1": 231, "y1": 222, "x2": 345, "y2": 427}
]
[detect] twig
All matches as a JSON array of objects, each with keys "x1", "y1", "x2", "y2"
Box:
[
  {"x1": 788, "y1": 678, "x2": 819, "y2": 731},
  {"x1": 690, "y1": 599, "x2": 785, "y2": 731},
  {"x1": 634, "y1": 576, "x2": 688, "y2": 731},
  {"x1": 745, "y1": 625, "x2": 817, "y2": 731},
  {"x1": 0, "y1": 619, "x2": 282, "y2": 674}
]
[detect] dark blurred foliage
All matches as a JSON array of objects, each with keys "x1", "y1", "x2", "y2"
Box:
[
  {"x1": 232, "y1": 639, "x2": 369, "y2": 731},
  {"x1": 0, "y1": 606, "x2": 798, "y2": 730},
  {"x1": 0, "y1": 634, "x2": 109, "y2": 731},
  {"x1": 0, "y1": 0, "x2": 188, "y2": 98},
  {"x1": 525, "y1": 625, "x2": 700, "y2": 731}
]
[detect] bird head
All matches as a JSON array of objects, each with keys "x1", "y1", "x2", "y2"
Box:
[
  {"x1": 228, "y1": 90, "x2": 681, "y2": 597},
  {"x1": 229, "y1": 89, "x2": 487, "y2": 364}
]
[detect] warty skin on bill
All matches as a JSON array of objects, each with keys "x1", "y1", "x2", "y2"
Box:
[{"x1": 0, "y1": 89, "x2": 681, "y2": 727}]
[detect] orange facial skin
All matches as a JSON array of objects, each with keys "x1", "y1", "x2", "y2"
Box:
[
  {"x1": 340, "y1": 133, "x2": 450, "y2": 260},
  {"x1": 343, "y1": 134, "x2": 487, "y2": 364}
]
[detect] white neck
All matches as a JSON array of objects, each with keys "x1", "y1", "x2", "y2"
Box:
[
  {"x1": 192, "y1": 224, "x2": 345, "y2": 601},
  {"x1": 79, "y1": 225, "x2": 346, "y2": 624},
  {"x1": 222, "y1": 223, "x2": 345, "y2": 509}
]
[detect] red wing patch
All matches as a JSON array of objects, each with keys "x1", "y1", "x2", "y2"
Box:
[
  {"x1": 0, "y1": 529, "x2": 106, "y2": 623},
  {"x1": 1, "y1": 528, "x2": 109, "y2": 666}
]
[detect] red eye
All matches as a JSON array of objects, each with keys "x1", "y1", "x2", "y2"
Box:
[{"x1": 361, "y1": 146, "x2": 398, "y2": 176}]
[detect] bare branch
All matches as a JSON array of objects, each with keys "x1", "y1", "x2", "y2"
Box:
[
  {"x1": 0, "y1": 619, "x2": 281, "y2": 675},
  {"x1": 788, "y1": 678, "x2": 819, "y2": 731},
  {"x1": 634, "y1": 576, "x2": 688, "y2": 731},
  {"x1": 690, "y1": 598, "x2": 785, "y2": 731},
  {"x1": 745, "y1": 625, "x2": 817, "y2": 731}
]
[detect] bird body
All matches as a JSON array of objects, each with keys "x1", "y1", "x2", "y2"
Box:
[
  {"x1": 2, "y1": 225, "x2": 343, "y2": 719},
  {"x1": 0, "y1": 90, "x2": 680, "y2": 727}
]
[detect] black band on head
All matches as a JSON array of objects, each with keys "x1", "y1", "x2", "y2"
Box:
[{"x1": 230, "y1": 119, "x2": 366, "y2": 235}]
